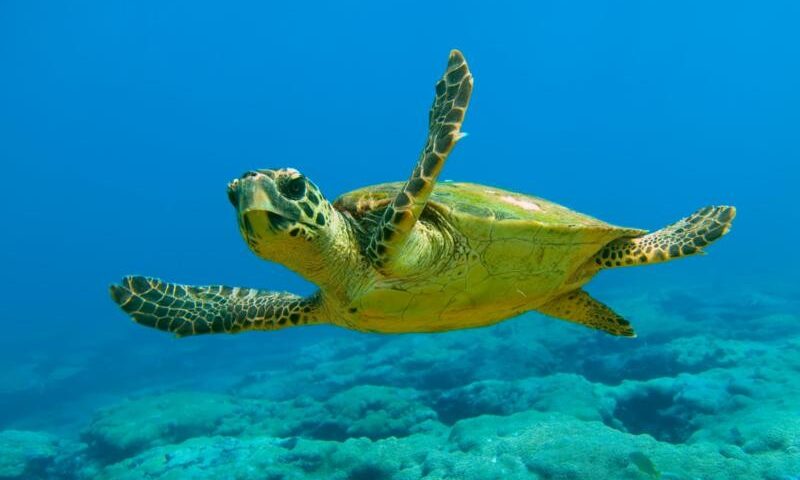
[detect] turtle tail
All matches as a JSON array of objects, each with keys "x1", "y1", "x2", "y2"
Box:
[{"x1": 593, "y1": 205, "x2": 736, "y2": 269}]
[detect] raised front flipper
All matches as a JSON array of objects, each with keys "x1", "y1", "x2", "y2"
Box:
[
  {"x1": 110, "y1": 276, "x2": 323, "y2": 336},
  {"x1": 367, "y1": 50, "x2": 473, "y2": 268},
  {"x1": 537, "y1": 289, "x2": 635, "y2": 337}
]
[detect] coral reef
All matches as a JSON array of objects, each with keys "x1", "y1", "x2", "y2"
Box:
[
  {"x1": 0, "y1": 430, "x2": 82, "y2": 480},
  {"x1": 1, "y1": 285, "x2": 798, "y2": 479}
]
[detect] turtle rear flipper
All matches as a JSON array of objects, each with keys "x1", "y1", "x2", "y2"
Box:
[
  {"x1": 537, "y1": 289, "x2": 635, "y2": 337},
  {"x1": 593, "y1": 205, "x2": 736, "y2": 269},
  {"x1": 110, "y1": 276, "x2": 323, "y2": 337}
]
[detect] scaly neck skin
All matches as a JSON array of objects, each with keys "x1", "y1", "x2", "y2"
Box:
[
  {"x1": 261, "y1": 205, "x2": 363, "y2": 304},
  {"x1": 303, "y1": 208, "x2": 362, "y2": 301}
]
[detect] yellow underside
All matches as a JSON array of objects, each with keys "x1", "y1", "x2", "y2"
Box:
[
  {"x1": 336, "y1": 225, "x2": 624, "y2": 333},
  {"x1": 329, "y1": 183, "x2": 644, "y2": 334}
]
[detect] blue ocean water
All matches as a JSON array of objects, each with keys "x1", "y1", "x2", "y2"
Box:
[{"x1": 1, "y1": 1, "x2": 798, "y2": 478}]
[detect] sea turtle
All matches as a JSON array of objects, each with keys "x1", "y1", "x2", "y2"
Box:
[{"x1": 110, "y1": 50, "x2": 736, "y2": 338}]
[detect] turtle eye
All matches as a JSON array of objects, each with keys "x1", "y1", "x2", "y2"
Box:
[{"x1": 280, "y1": 176, "x2": 306, "y2": 200}]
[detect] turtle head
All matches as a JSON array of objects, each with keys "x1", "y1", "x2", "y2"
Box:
[{"x1": 227, "y1": 168, "x2": 337, "y2": 264}]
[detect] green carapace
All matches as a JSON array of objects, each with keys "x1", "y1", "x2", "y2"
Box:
[{"x1": 111, "y1": 50, "x2": 736, "y2": 338}]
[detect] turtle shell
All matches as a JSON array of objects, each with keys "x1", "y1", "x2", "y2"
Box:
[
  {"x1": 334, "y1": 181, "x2": 647, "y2": 331},
  {"x1": 335, "y1": 181, "x2": 645, "y2": 239},
  {"x1": 335, "y1": 182, "x2": 645, "y2": 289}
]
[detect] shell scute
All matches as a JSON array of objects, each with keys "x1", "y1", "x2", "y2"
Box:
[{"x1": 335, "y1": 181, "x2": 645, "y2": 239}]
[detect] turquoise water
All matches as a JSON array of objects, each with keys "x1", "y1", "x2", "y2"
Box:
[{"x1": 2, "y1": 1, "x2": 799, "y2": 479}]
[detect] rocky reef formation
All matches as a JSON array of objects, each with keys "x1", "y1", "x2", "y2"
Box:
[{"x1": 1, "y1": 284, "x2": 798, "y2": 479}]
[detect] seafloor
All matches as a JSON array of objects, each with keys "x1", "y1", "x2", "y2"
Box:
[{"x1": 1, "y1": 281, "x2": 798, "y2": 479}]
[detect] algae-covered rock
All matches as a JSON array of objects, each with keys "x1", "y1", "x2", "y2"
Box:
[
  {"x1": 95, "y1": 407, "x2": 800, "y2": 480},
  {"x1": 82, "y1": 392, "x2": 243, "y2": 462},
  {"x1": 230, "y1": 385, "x2": 440, "y2": 442},
  {"x1": 98, "y1": 433, "x2": 443, "y2": 480},
  {"x1": 0, "y1": 430, "x2": 61, "y2": 479},
  {"x1": 601, "y1": 370, "x2": 747, "y2": 444},
  {"x1": 304, "y1": 385, "x2": 439, "y2": 440},
  {"x1": 327, "y1": 435, "x2": 437, "y2": 480},
  {"x1": 434, "y1": 373, "x2": 604, "y2": 424},
  {"x1": 693, "y1": 406, "x2": 800, "y2": 456},
  {"x1": 582, "y1": 335, "x2": 769, "y2": 384},
  {"x1": 445, "y1": 409, "x2": 798, "y2": 480},
  {"x1": 97, "y1": 436, "x2": 292, "y2": 480},
  {"x1": 15, "y1": 283, "x2": 799, "y2": 479}
]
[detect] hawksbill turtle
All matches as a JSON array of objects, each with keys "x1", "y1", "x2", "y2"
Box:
[{"x1": 110, "y1": 50, "x2": 736, "y2": 338}]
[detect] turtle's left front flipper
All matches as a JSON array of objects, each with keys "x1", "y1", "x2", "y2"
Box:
[
  {"x1": 110, "y1": 276, "x2": 323, "y2": 336},
  {"x1": 367, "y1": 50, "x2": 473, "y2": 268}
]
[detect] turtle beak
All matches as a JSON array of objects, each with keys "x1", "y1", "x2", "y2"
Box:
[{"x1": 229, "y1": 171, "x2": 302, "y2": 230}]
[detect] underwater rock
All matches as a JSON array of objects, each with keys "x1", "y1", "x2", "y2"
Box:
[
  {"x1": 287, "y1": 325, "x2": 559, "y2": 396},
  {"x1": 356, "y1": 336, "x2": 482, "y2": 390},
  {"x1": 231, "y1": 367, "x2": 338, "y2": 401},
  {"x1": 228, "y1": 382, "x2": 446, "y2": 443},
  {"x1": 21, "y1": 283, "x2": 799, "y2": 479},
  {"x1": 228, "y1": 317, "x2": 567, "y2": 414},
  {"x1": 94, "y1": 405, "x2": 800, "y2": 480},
  {"x1": 81, "y1": 392, "x2": 244, "y2": 463},
  {"x1": 96, "y1": 433, "x2": 445, "y2": 480},
  {"x1": 446, "y1": 409, "x2": 799, "y2": 480},
  {"x1": 603, "y1": 371, "x2": 745, "y2": 444},
  {"x1": 96, "y1": 436, "x2": 290, "y2": 480},
  {"x1": 0, "y1": 430, "x2": 61, "y2": 479},
  {"x1": 692, "y1": 405, "x2": 800, "y2": 456},
  {"x1": 433, "y1": 373, "x2": 604, "y2": 425},
  {"x1": 581, "y1": 335, "x2": 768, "y2": 384},
  {"x1": 297, "y1": 385, "x2": 439, "y2": 441}
]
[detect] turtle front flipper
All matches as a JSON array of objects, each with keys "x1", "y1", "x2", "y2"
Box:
[
  {"x1": 537, "y1": 289, "x2": 636, "y2": 337},
  {"x1": 110, "y1": 276, "x2": 324, "y2": 336},
  {"x1": 366, "y1": 50, "x2": 473, "y2": 268}
]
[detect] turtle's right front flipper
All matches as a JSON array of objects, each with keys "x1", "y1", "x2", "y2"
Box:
[
  {"x1": 110, "y1": 276, "x2": 323, "y2": 336},
  {"x1": 367, "y1": 50, "x2": 473, "y2": 269}
]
